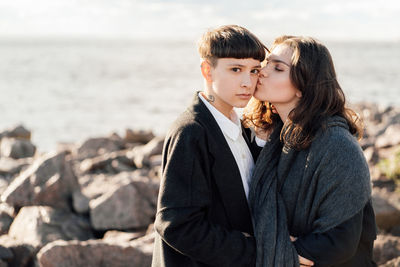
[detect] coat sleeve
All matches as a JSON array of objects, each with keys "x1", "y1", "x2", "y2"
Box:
[
  {"x1": 294, "y1": 209, "x2": 363, "y2": 266},
  {"x1": 154, "y1": 122, "x2": 256, "y2": 267}
]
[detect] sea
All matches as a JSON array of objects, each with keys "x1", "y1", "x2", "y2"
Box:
[{"x1": 0, "y1": 38, "x2": 399, "y2": 152}]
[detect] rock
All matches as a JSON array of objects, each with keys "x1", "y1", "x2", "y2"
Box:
[
  {"x1": 1, "y1": 151, "x2": 79, "y2": 210},
  {"x1": 0, "y1": 234, "x2": 35, "y2": 267},
  {"x1": 0, "y1": 125, "x2": 31, "y2": 140},
  {"x1": 124, "y1": 129, "x2": 155, "y2": 144},
  {"x1": 373, "y1": 235, "x2": 400, "y2": 265},
  {"x1": 376, "y1": 125, "x2": 400, "y2": 148},
  {"x1": 8, "y1": 206, "x2": 93, "y2": 249},
  {"x1": 130, "y1": 137, "x2": 164, "y2": 168},
  {"x1": 72, "y1": 190, "x2": 90, "y2": 214},
  {"x1": 372, "y1": 193, "x2": 400, "y2": 231},
  {"x1": 0, "y1": 138, "x2": 36, "y2": 159},
  {"x1": 102, "y1": 230, "x2": 146, "y2": 243},
  {"x1": 382, "y1": 256, "x2": 400, "y2": 267},
  {"x1": 0, "y1": 203, "x2": 14, "y2": 235},
  {"x1": 149, "y1": 154, "x2": 162, "y2": 169},
  {"x1": 36, "y1": 233, "x2": 154, "y2": 267},
  {"x1": 0, "y1": 157, "x2": 32, "y2": 176},
  {"x1": 372, "y1": 177, "x2": 396, "y2": 191},
  {"x1": 56, "y1": 142, "x2": 77, "y2": 154},
  {"x1": 76, "y1": 136, "x2": 124, "y2": 160},
  {"x1": 89, "y1": 172, "x2": 159, "y2": 230},
  {"x1": 363, "y1": 146, "x2": 380, "y2": 165},
  {"x1": 79, "y1": 150, "x2": 135, "y2": 174},
  {"x1": 387, "y1": 113, "x2": 400, "y2": 128},
  {"x1": 0, "y1": 178, "x2": 8, "y2": 196},
  {"x1": 0, "y1": 245, "x2": 13, "y2": 261},
  {"x1": 360, "y1": 137, "x2": 376, "y2": 150}
]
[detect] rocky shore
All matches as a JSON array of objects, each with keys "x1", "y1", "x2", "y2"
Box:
[{"x1": 1, "y1": 102, "x2": 400, "y2": 267}]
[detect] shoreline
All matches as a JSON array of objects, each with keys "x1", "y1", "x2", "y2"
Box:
[{"x1": 0, "y1": 102, "x2": 400, "y2": 265}]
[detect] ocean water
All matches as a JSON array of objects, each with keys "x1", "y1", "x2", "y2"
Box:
[{"x1": 1, "y1": 38, "x2": 399, "y2": 151}]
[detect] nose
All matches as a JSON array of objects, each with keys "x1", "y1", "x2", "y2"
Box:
[
  {"x1": 241, "y1": 73, "x2": 252, "y2": 88},
  {"x1": 259, "y1": 67, "x2": 268, "y2": 78}
]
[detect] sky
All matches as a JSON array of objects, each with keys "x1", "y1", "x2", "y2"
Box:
[{"x1": 1, "y1": 0, "x2": 399, "y2": 42}]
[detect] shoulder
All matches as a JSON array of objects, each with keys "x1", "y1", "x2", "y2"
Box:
[
  {"x1": 308, "y1": 118, "x2": 367, "y2": 168},
  {"x1": 166, "y1": 110, "x2": 207, "y2": 144},
  {"x1": 312, "y1": 116, "x2": 361, "y2": 154},
  {"x1": 320, "y1": 124, "x2": 361, "y2": 154}
]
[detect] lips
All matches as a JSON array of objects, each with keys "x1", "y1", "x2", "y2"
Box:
[{"x1": 236, "y1": 94, "x2": 252, "y2": 99}]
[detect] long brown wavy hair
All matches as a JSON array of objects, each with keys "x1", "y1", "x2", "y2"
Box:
[{"x1": 243, "y1": 35, "x2": 362, "y2": 150}]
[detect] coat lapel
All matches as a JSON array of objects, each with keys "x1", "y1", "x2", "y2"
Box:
[{"x1": 189, "y1": 93, "x2": 253, "y2": 234}]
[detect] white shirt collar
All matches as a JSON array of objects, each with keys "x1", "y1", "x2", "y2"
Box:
[{"x1": 199, "y1": 92, "x2": 241, "y2": 141}]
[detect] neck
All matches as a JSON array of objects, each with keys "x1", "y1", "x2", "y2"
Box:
[
  {"x1": 274, "y1": 103, "x2": 295, "y2": 123},
  {"x1": 201, "y1": 89, "x2": 234, "y2": 120}
]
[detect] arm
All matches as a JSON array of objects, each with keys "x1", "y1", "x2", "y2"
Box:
[
  {"x1": 293, "y1": 128, "x2": 371, "y2": 266},
  {"x1": 155, "y1": 124, "x2": 256, "y2": 267},
  {"x1": 294, "y1": 209, "x2": 363, "y2": 266}
]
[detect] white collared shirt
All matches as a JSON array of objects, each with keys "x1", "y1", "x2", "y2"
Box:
[{"x1": 199, "y1": 92, "x2": 255, "y2": 199}]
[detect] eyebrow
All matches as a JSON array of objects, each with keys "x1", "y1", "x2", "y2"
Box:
[
  {"x1": 228, "y1": 64, "x2": 262, "y2": 68},
  {"x1": 267, "y1": 57, "x2": 290, "y2": 67}
]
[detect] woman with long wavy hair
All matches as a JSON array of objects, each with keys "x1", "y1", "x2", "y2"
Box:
[{"x1": 243, "y1": 36, "x2": 377, "y2": 266}]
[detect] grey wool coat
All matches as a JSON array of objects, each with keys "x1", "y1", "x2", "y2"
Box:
[
  {"x1": 152, "y1": 93, "x2": 257, "y2": 267},
  {"x1": 248, "y1": 116, "x2": 375, "y2": 267}
]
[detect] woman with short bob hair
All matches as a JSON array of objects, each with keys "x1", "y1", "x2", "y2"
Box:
[{"x1": 243, "y1": 35, "x2": 377, "y2": 266}]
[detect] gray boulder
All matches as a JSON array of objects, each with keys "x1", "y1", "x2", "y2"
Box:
[
  {"x1": 36, "y1": 233, "x2": 154, "y2": 267},
  {"x1": 79, "y1": 150, "x2": 135, "y2": 174},
  {"x1": 382, "y1": 256, "x2": 400, "y2": 267},
  {"x1": 8, "y1": 206, "x2": 93, "y2": 249},
  {"x1": 76, "y1": 135, "x2": 124, "y2": 160},
  {"x1": 0, "y1": 245, "x2": 13, "y2": 262},
  {"x1": 1, "y1": 151, "x2": 79, "y2": 210},
  {"x1": 372, "y1": 193, "x2": 400, "y2": 231},
  {"x1": 124, "y1": 129, "x2": 155, "y2": 144},
  {"x1": 374, "y1": 235, "x2": 400, "y2": 265},
  {"x1": 0, "y1": 137, "x2": 36, "y2": 159},
  {"x1": 0, "y1": 125, "x2": 31, "y2": 140},
  {"x1": 376, "y1": 124, "x2": 400, "y2": 148},
  {"x1": 0, "y1": 156, "x2": 32, "y2": 176},
  {"x1": 89, "y1": 173, "x2": 159, "y2": 230},
  {"x1": 130, "y1": 137, "x2": 164, "y2": 168},
  {"x1": 0, "y1": 234, "x2": 36, "y2": 267},
  {"x1": 102, "y1": 230, "x2": 146, "y2": 243},
  {"x1": 72, "y1": 190, "x2": 90, "y2": 214},
  {"x1": 0, "y1": 203, "x2": 14, "y2": 235},
  {"x1": 363, "y1": 146, "x2": 380, "y2": 166}
]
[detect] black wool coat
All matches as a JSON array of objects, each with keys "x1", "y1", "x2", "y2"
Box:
[{"x1": 151, "y1": 93, "x2": 258, "y2": 267}]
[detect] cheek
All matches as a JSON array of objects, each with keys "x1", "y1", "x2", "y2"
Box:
[
  {"x1": 254, "y1": 82, "x2": 269, "y2": 100},
  {"x1": 250, "y1": 76, "x2": 258, "y2": 88}
]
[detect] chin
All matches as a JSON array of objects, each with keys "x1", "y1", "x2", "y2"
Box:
[{"x1": 232, "y1": 101, "x2": 248, "y2": 108}]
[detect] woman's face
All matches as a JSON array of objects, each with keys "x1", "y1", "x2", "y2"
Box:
[{"x1": 254, "y1": 44, "x2": 302, "y2": 108}]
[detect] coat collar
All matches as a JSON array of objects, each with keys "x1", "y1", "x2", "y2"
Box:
[{"x1": 198, "y1": 92, "x2": 241, "y2": 141}]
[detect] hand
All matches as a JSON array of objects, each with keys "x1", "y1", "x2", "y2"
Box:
[
  {"x1": 299, "y1": 255, "x2": 314, "y2": 266},
  {"x1": 290, "y1": 235, "x2": 297, "y2": 242}
]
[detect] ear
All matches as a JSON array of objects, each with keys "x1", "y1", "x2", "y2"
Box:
[
  {"x1": 201, "y1": 61, "x2": 213, "y2": 82},
  {"x1": 296, "y1": 90, "x2": 302, "y2": 98}
]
